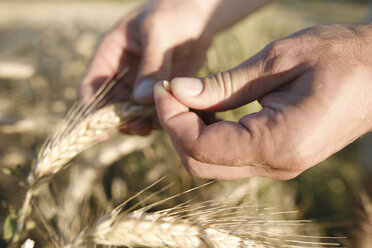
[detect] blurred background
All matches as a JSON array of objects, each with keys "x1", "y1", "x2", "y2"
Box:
[{"x1": 1, "y1": 0, "x2": 372, "y2": 247}]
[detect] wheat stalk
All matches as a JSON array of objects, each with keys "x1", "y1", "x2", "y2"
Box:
[
  {"x1": 66, "y1": 184, "x2": 266, "y2": 248},
  {"x1": 73, "y1": 206, "x2": 341, "y2": 248},
  {"x1": 11, "y1": 71, "x2": 154, "y2": 244},
  {"x1": 65, "y1": 180, "x2": 341, "y2": 248},
  {"x1": 28, "y1": 102, "x2": 154, "y2": 188},
  {"x1": 82, "y1": 210, "x2": 264, "y2": 248},
  {"x1": 12, "y1": 103, "x2": 153, "y2": 243}
]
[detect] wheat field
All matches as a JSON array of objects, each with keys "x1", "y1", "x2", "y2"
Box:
[{"x1": 1, "y1": 0, "x2": 372, "y2": 247}]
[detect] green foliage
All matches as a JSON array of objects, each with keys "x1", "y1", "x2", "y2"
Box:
[{"x1": 2, "y1": 212, "x2": 17, "y2": 241}]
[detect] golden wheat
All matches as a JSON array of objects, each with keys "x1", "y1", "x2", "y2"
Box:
[
  {"x1": 11, "y1": 71, "x2": 155, "y2": 244},
  {"x1": 64, "y1": 180, "x2": 341, "y2": 248},
  {"x1": 28, "y1": 102, "x2": 154, "y2": 188},
  {"x1": 83, "y1": 210, "x2": 265, "y2": 248},
  {"x1": 21, "y1": 239, "x2": 35, "y2": 248},
  {"x1": 11, "y1": 102, "x2": 153, "y2": 244}
]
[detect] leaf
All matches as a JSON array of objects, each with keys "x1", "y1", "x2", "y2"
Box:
[{"x1": 2, "y1": 213, "x2": 18, "y2": 240}]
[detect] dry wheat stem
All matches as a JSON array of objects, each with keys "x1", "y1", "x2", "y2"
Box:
[
  {"x1": 86, "y1": 211, "x2": 265, "y2": 248},
  {"x1": 28, "y1": 102, "x2": 154, "y2": 188},
  {"x1": 69, "y1": 204, "x2": 341, "y2": 248},
  {"x1": 66, "y1": 181, "x2": 341, "y2": 248},
  {"x1": 11, "y1": 102, "x2": 153, "y2": 244},
  {"x1": 56, "y1": 135, "x2": 153, "y2": 240},
  {"x1": 11, "y1": 190, "x2": 33, "y2": 244},
  {"x1": 12, "y1": 70, "x2": 151, "y2": 243},
  {"x1": 28, "y1": 68, "x2": 137, "y2": 188}
]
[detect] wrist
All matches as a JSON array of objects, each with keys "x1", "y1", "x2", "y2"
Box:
[
  {"x1": 206, "y1": 0, "x2": 275, "y2": 35},
  {"x1": 193, "y1": 0, "x2": 223, "y2": 12},
  {"x1": 190, "y1": 0, "x2": 224, "y2": 37}
]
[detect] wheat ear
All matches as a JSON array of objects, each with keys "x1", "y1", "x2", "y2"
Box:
[
  {"x1": 11, "y1": 71, "x2": 154, "y2": 243},
  {"x1": 28, "y1": 103, "x2": 154, "y2": 188},
  {"x1": 67, "y1": 181, "x2": 267, "y2": 248},
  {"x1": 11, "y1": 103, "x2": 153, "y2": 244},
  {"x1": 76, "y1": 207, "x2": 341, "y2": 248},
  {"x1": 83, "y1": 210, "x2": 264, "y2": 248},
  {"x1": 66, "y1": 180, "x2": 341, "y2": 248}
]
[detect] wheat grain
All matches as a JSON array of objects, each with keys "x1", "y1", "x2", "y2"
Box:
[
  {"x1": 86, "y1": 210, "x2": 264, "y2": 248},
  {"x1": 163, "y1": 80, "x2": 171, "y2": 92},
  {"x1": 26, "y1": 69, "x2": 148, "y2": 188},
  {"x1": 11, "y1": 102, "x2": 153, "y2": 244},
  {"x1": 28, "y1": 102, "x2": 154, "y2": 188},
  {"x1": 67, "y1": 198, "x2": 268, "y2": 248},
  {"x1": 21, "y1": 239, "x2": 35, "y2": 248},
  {"x1": 11, "y1": 71, "x2": 154, "y2": 244},
  {"x1": 65, "y1": 181, "x2": 341, "y2": 248},
  {"x1": 86, "y1": 207, "x2": 342, "y2": 248},
  {"x1": 68, "y1": 204, "x2": 342, "y2": 248}
]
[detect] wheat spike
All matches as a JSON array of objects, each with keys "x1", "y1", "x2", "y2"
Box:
[
  {"x1": 83, "y1": 207, "x2": 341, "y2": 248},
  {"x1": 28, "y1": 103, "x2": 154, "y2": 188},
  {"x1": 21, "y1": 239, "x2": 35, "y2": 248},
  {"x1": 86, "y1": 210, "x2": 263, "y2": 248},
  {"x1": 12, "y1": 103, "x2": 153, "y2": 244},
  {"x1": 66, "y1": 180, "x2": 341, "y2": 248},
  {"x1": 27, "y1": 69, "x2": 152, "y2": 188},
  {"x1": 11, "y1": 71, "x2": 154, "y2": 244}
]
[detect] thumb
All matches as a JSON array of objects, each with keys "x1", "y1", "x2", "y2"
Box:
[
  {"x1": 133, "y1": 40, "x2": 172, "y2": 104},
  {"x1": 170, "y1": 41, "x2": 308, "y2": 112}
]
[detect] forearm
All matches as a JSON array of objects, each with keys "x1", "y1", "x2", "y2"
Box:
[
  {"x1": 207, "y1": 0, "x2": 276, "y2": 33},
  {"x1": 168, "y1": 0, "x2": 276, "y2": 36}
]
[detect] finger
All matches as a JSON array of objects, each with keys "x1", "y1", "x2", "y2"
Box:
[
  {"x1": 128, "y1": 120, "x2": 153, "y2": 136},
  {"x1": 155, "y1": 81, "x2": 303, "y2": 173},
  {"x1": 154, "y1": 81, "x2": 204, "y2": 147},
  {"x1": 180, "y1": 150, "x2": 299, "y2": 180},
  {"x1": 155, "y1": 81, "x2": 252, "y2": 166},
  {"x1": 80, "y1": 25, "x2": 140, "y2": 104},
  {"x1": 170, "y1": 39, "x2": 309, "y2": 112},
  {"x1": 155, "y1": 83, "x2": 300, "y2": 180},
  {"x1": 133, "y1": 37, "x2": 172, "y2": 104}
]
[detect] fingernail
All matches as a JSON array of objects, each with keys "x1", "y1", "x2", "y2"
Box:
[
  {"x1": 133, "y1": 79, "x2": 155, "y2": 102},
  {"x1": 172, "y1": 77, "x2": 203, "y2": 97}
]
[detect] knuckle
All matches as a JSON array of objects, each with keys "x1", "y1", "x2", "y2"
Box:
[
  {"x1": 261, "y1": 39, "x2": 301, "y2": 75},
  {"x1": 265, "y1": 40, "x2": 289, "y2": 59},
  {"x1": 247, "y1": 108, "x2": 309, "y2": 174},
  {"x1": 205, "y1": 70, "x2": 234, "y2": 99},
  {"x1": 261, "y1": 41, "x2": 287, "y2": 74}
]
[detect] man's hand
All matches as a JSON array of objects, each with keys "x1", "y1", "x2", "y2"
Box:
[
  {"x1": 155, "y1": 25, "x2": 372, "y2": 180},
  {"x1": 80, "y1": 0, "x2": 220, "y2": 135},
  {"x1": 79, "y1": 0, "x2": 273, "y2": 135}
]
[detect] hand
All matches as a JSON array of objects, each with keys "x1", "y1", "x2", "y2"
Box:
[
  {"x1": 79, "y1": 0, "x2": 274, "y2": 135},
  {"x1": 79, "y1": 0, "x2": 222, "y2": 135},
  {"x1": 154, "y1": 25, "x2": 372, "y2": 180}
]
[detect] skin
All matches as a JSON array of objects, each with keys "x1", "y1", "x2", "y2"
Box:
[
  {"x1": 155, "y1": 25, "x2": 372, "y2": 180},
  {"x1": 80, "y1": 1, "x2": 372, "y2": 180},
  {"x1": 80, "y1": 0, "x2": 273, "y2": 135}
]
